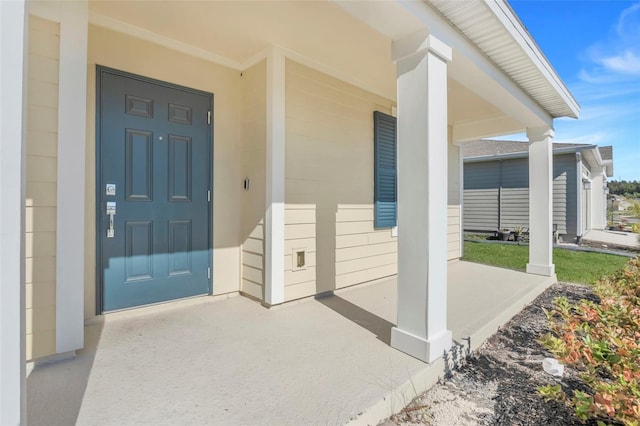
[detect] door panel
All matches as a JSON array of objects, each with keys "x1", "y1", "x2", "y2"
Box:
[{"x1": 98, "y1": 67, "x2": 212, "y2": 312}]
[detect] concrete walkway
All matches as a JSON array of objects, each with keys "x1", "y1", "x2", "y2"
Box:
[
  {"x1": 583, "y1": 229, "x2": 640, "y2": 249},
  {"x1": 27, "y1": 262, "x2": 554, "y2": 426}
]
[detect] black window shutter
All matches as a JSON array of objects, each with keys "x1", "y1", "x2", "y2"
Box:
[{"x1": 374, "y1": 111, "x2": 397, "y2": 228}]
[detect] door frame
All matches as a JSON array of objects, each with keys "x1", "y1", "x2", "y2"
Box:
[{"x1": 95, "y1": 65, "x2": 214, "y2": 314}]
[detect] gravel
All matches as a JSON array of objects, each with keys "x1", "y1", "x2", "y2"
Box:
[{"x1": 381, "y1": 282, "x2": 621, "y2": 426}]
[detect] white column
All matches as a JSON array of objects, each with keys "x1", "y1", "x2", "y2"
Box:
[
  {"x1": 0, "y1": 0, "x2": 28, "y2": 423},
  {"x1": 390, "y1": 30, "x2": 452, "y2": 363},
  {"x1": 575, "y1": 153, "x2": 584, "y2": 237},
  {"x1": 56, "y1": 0, "x2": 88, "y2": 354},
  {"x1": 590, "y1": 167, "x2": 606, "y2": 230},
  {"x1": 527, "y1": 126, "x2": 555, "y2": 276},
  {"x1": 264, "y1": 47, "x2": 285, "y2": 305}
]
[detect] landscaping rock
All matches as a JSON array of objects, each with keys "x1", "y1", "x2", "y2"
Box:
[{"x1": 383, "y1": 282, "x2": 621, "y2": 426}]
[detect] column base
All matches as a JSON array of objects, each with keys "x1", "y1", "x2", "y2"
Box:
[
  {"x1": 391, "y1": 327, "x2": 452, "y2": 363},
  {"x1": 526, "y1": 263, "x2": 555, "y2": 276}
]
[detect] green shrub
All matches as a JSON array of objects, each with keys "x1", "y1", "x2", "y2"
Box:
[{"x1": 539, "y1": 257, "x2": 640, "y2": 425}]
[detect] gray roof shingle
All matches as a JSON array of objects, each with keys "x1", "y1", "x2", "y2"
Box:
[
  {"x1": 463, "y1": 140, "x2": 594, "y2": 159},
  {"x1": 599, "y1": 145, "x2": 613, "y2": 161}
]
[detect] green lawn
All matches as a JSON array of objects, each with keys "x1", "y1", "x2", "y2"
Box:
[{"x1": 462, "y1": 241, "x2": 630, "y2": 284}]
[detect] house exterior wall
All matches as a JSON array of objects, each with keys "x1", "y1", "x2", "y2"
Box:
[
  {"x1": 284, "y1": 59, "x2": 397, "y2": 301},
  {"x1": 84, "y1": 25, "x2": 244, "y2": 319},
  {"x1": 589, "y1": 168, "x2": 607, "y2": 230},
  {"x1": 579, "y1": 159, "x2": 592, "y2": 236},
  {"x1": 463, "y1": 153, "x2": 578, "y2": 241},
  {"x1": 25, "y1": 15, "x2": 60, "y2": 360},
  {"x1": 240, "y1": 61, "x2": 267, "y2": 301},
  {"x1": 463, "y1": 161, "x2": 500, "y2": 231},
  {"x1": 447, "y1": 142, "x2": 462, "y2": 260},
  {"x1": 25, "y1": 21, "x2": 468, "y2": 334},
  {"x1": 499, "y1": 159, "x2": 529, "y2": 229},
  {"x1": 556, "y1": 154, "x2": 578, "y2": 238}
]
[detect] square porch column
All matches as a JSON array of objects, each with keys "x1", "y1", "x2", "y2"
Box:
[
  {"x1": 264, "y1": 47, "x2": 285, "y2": 305},
  {"x1": 56, "y1": 0, "x2": 89, "y2": 355},
  {"x1": 590, "y1": 167, "x2": 606, "y2": 230},
  {"x1": 0, "y1": 0, "x2": 28, "y2": 423},
  {"x1": 526, "y1": 127, "x2": 555, "y2": 276},
  {"x1": 390, "y1": 31, "x2": 452, "y2": 363}
]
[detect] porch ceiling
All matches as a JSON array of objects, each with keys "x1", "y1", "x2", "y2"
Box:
[
  {"x1": 88, "y1": 0, "x2": 525, "y2": 137},
  {"x1": 89, "y1": 0, "x2": 398, "y2": 99}
]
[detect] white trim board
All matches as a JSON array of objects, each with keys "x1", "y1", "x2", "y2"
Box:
[
  {"x1": 0, "y1": 0, "x2": 28, "y2": 423},
  {"x1": 87, "y1": 12, "x2": 395, "y2": 102}
]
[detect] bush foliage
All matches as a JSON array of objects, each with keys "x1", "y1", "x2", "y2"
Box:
[
  {"x1": 608, "y1": 180, "x2": 640, "y2": 197},
  {"x1": 539, "y1": 257, "x2": 640, "y2": 426}
]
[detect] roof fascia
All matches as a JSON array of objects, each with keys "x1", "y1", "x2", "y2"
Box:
[
  {"x1": 396, "y1": 0, "x2": 553, "y2": 128},
  {"x1": 486, "y1": 1, "x2": 580, "y2": 118},
  {"x1": 603, "y1": 160, "x2": 614, "y2": 177}
]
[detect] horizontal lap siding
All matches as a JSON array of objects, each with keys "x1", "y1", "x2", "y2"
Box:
[
  {"x1": 240, "y1": 62, "x2": 266, "y2": 301},
  {"x1": 500, "y1": 159, "x2": 529, "y2": 229},
  {"x1": 284, "y1": 60, "x2": 396, "y2": 301},
  {"x1": 464, "y1": 154, "x2": 574, "y2": 237},
  {"x1": 448, "y1": 206, "x2": 461, "y2": 260},
  {"x1": 448, "y1": 143, "x2": 461, "y2": 260},
  {"x1": 284, "y1": 205, "x2": 317, "y2": 300},
  {"x1": 554, "y1": 154, "x2": 575, "y2": 236},
  {"x1": 26, "y1": 16, "x2": 60, "y2": 361},
  {"x1": 499, "y1": 159, "x2": 529, "y2": 229},
  {"x1": 463, "y1": 162, "x2": 500, "y2": 231},
  {"x1": 334, "y1": 207, "x2": 397, "y2": 289}
]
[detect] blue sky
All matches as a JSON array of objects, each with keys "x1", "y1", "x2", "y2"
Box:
[{"x1": 508, "y1": 0, "x2": 640, "y2": 180}]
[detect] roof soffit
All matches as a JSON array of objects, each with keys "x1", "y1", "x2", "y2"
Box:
[{"x1": 427, "y1": 0, "x2": 580, "y2": 120}]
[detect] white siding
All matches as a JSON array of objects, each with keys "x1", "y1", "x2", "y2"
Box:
[
  {"x1": 448, "y1": 141, "x2": 462, "y2": 260},
  {"x1": 284, "y1": 60, "x2": 396, "y2": 301},
  {"x1": 25, "y1": 15, "x2": 60, "y2": 360},
  {"x1": 240, "y1": 61, "x2": 267, "y2": 301}
]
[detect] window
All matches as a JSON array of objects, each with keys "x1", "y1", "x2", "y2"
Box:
[{"x1": 373, "y1": 111, "x2": 397, "y2": 228}]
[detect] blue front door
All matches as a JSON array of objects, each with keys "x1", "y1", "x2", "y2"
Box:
[{"x1": 97, "y1": 67, "x2": 212, "y2": 312}]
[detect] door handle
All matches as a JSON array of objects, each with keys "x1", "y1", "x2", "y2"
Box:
[{"x1": 106, "y1": 202, "x2": 116, "y2": 238}]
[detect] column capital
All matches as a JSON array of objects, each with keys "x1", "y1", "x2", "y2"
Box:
[
  {"x1": 526, "y1": 126, "x2": 554, "y2": 141},
  {"x1": 392, "y1": 28, "x2": 452, "y2": 64}
]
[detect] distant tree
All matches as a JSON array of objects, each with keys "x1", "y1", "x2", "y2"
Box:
[{"x1": 608, "y1": 180, "x2": 640, "y2": 196}]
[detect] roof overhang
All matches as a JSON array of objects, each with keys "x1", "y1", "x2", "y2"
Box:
[
  {"x1": 428, "y1": 0, "x2": 579, "y2": 120},
  {"x1": 581, "y1": 147, "x2": 614, "y2": 177},
  {"x1": 334, "y1": 0, "x2": 580, "y2": 126}
]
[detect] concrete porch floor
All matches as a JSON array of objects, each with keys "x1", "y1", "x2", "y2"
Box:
[{"x1": 27, "y1": 261, "x2": 554, "y2": 426}]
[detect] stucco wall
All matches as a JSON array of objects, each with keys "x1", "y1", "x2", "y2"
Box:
[
  {"x1": 239, "y1": 61, "x2": 267, "y2": 301},
  {"x1": 25, "y1": 15, "x2": 60, "y2": 360},
  {"x1": 85, "y1": 25, "x2": 244, "y2": 318},
  {"x1": 284, "y1": 60, "x2": 397, "y2": 301}
]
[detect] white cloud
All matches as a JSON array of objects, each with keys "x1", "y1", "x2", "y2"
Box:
[
  {"x1": 580, "y1": 2, "x2": 640, "y2": 80},
  {"x1": 599, "y1": 50, "x2": 640, "y2": 75},
  {"x1": 617, "y1": 2, "x2": 640, "y2": 40}
]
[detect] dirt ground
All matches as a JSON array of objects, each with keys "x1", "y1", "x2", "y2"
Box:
[{"x1": 381, "y1": 282, "x2": 621, "y2": 426}]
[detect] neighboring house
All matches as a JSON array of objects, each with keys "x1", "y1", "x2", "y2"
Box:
[
  {"x1": 463, "y1": 140, "x2": 613, "y2": 242},
  {"x1": 0, "y1": 1, "x2": 580, "y2": 422}
]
